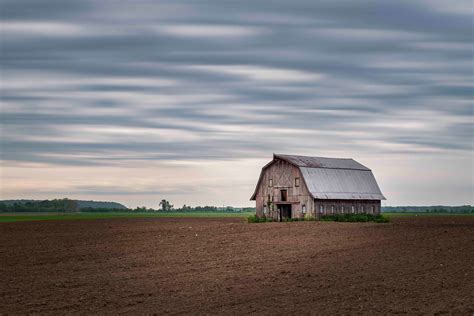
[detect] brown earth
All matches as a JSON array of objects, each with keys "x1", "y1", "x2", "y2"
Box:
[{"x1": 1, "y1": 216, "x2": 473, "y2": 315}]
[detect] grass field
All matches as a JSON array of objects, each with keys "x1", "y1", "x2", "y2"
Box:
[
  {"x1": 0, "y1": 211, "x2": 471, "y2": 223},
  {"x1": 382, "y1": 212, "x2": 473, "y2": 217},
  {"x1": 0, "y1": 212, "x2": 254, "y2": 223}
]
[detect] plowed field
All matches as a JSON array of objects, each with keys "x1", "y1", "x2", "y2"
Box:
[{"x1": 1, "y1": 216, "x2": 473, "y2": 314}]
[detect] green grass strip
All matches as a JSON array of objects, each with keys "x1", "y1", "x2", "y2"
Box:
[{"x1": 0, "y1": 212, "x2": 253, "y2": 223}]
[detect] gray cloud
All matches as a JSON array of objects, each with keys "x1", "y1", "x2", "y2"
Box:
[{"x1": 1, "y1": 0, "x2": 473, "y2": 205}]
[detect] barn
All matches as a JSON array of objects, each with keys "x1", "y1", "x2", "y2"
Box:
[{"x1": 250, "y1": 154, "x2": 386, "y2": 221}]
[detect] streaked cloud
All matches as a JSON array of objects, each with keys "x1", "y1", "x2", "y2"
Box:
[
  {"x1": 0, "y1": 0, "x2": 472, "y2": 207},
  {"x1": 0, "y1": 21, "x2": 87, "y2": 37},
  {"x1": 189, "y1": 65, "x2": 324, "y2": 82},
  {"x1": 158, "y1": 24, "x2": 264, "y2": 38}
]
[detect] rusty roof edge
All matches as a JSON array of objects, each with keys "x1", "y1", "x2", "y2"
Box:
[{"x1": 312, "y1": 194, "x2": 387, "y2": 201}]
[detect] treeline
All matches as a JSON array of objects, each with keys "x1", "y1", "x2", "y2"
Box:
[
  {"x1": 382, "y1": 205, "x2": 473, "y2": 213},
  {"x1": 132, "y1": 205, "x2": 255, "y2": 213},
  {"x1": 0, "y1": 199, "x2": 255, "y2": 213},
  {"x1": 0, "y1": 199, "x2": 82, "y2": 213},
  {"x1": 1, "y1": 199, "x2": 470, "y2": 214},
  {"x1": 0, "y1": 199, "x2": 127, "y2": 212}
]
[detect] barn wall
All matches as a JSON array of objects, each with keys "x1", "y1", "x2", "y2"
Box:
[
  {"x1": 255, "y1": 159, "x2": 314, "y2": 220},
  {"x1": 313, "y1": 199, "x2": 381, "y2": 219}
]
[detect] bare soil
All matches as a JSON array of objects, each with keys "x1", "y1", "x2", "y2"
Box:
[{"x1": 1, "y1": 216, "x2": 473, "y2": 314}]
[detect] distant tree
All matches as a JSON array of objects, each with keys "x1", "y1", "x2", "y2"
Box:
[
  {"x1": 159, "y1": 199, "x2": 173, "y2": 212},
  {"x1": 135, "y1": 206, "x2": 148, "y2": 212},
  {"x1": 63, "y1": 199, "x2": 78, "y2": 212},
  {"x1": 181, "y1": 204, "x2": 192, "y2": 212}
]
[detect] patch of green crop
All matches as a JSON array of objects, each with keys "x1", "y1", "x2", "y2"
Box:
[{"x1": 320, "y1": 213, "x2": 389, "y2": 223}]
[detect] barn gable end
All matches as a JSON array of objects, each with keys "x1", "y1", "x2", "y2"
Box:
[{"x1": 251, "y1": 157, "x2": 314, "y2": 219}]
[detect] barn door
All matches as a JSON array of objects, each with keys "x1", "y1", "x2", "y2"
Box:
[{"x1": 279, "y1": 204, "x2": 292, "y2": 221}]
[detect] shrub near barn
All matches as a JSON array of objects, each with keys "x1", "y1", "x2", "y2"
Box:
[{"x1": 321, "y1": 213, "x2": 389, "y2": 223}]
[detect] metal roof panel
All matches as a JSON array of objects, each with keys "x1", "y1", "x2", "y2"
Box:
[{"x1": 300, "y1": 167, "x2": 386, "y2": 200}]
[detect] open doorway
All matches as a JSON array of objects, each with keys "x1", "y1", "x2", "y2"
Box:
[{"x1": 278, "y1": 204, "x2": 292, "y2": 221}]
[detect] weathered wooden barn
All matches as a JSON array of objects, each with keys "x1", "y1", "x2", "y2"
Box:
[{"x1": 250, "y1": 154, "x2": 386, "y2": 221}]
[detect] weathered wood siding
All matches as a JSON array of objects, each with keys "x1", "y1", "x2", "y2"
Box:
[{"x1": 255, "y1": 159, "x2": 315, "y2": 220}]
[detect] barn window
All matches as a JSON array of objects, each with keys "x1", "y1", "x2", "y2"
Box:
[
  {"x1": 331, "y1": 205, "x2": 334, "y2": 214},
  {"x1": 263, "y1": 205, "x2": 268, "y2": 214},
  {"x1": 361, "y1": 206, "x2": 364, "y2": 213},
  {"x1": 371, "y1": 206, "x2": 374, "y2": 214},
  {"x1": 341, "y1": 206, "x2": 344, "y2": 214},
  {"x1": 295, "y1": 177, "x2": 300, "y2": 187},
  {"x1": 269, "y1": 179, "x2": 273, "y2": 187},
  {"x1": 351, "y1": 206, "x2": 355, "y2": 213},
  {"x1": 302, "y1": 204, "x2": 306, "y2": 214},
  {"x1": 280, "y1": 190, "x2": 287, "y2": 202},
  {"x1": 319, "y1": 205, "x2": 324, "y2": 214}
]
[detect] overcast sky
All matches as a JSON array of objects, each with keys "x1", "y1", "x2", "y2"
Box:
[{"x1": 1, "y1": 0, "x2": 473, "y2": 208}]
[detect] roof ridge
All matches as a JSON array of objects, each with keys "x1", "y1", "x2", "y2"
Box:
[{"x1": 299, "y1": 166, "x2": 371, "y2": 171}]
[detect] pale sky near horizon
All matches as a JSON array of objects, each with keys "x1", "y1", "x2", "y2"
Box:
[{"x1": 1, "y1": 0, "x2": 473, "y2": 208}]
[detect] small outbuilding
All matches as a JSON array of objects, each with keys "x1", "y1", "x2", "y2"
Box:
[{"x1": 250, "y1": 154, "x2": 386, "y2": 221}]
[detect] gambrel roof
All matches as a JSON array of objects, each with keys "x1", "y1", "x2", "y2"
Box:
[{"x1": 250, "y1": 154, "x2": 386, "y2": 201}]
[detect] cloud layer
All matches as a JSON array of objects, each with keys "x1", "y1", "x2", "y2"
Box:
[{"x1": 1, "y1": 0, "x2": 473, "y2": 206}]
